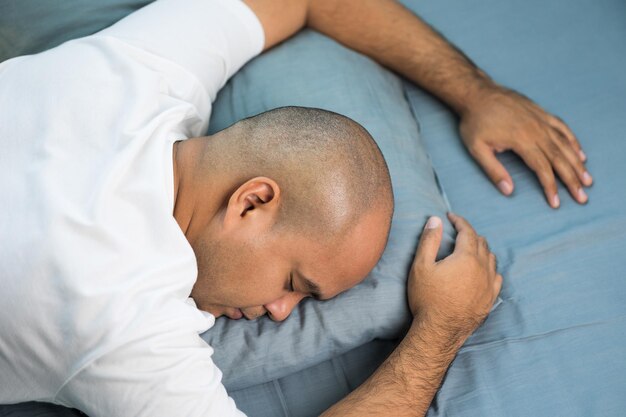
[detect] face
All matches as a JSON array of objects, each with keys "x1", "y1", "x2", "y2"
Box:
[{"x1": 190, "y1": 206, "x2": 390, "y2": 322}]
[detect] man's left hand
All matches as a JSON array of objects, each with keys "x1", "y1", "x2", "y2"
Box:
[{"x1": 459, "y1": 86, "x2": 593, "y2": 208}]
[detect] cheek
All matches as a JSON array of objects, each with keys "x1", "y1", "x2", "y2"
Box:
[
  {"x1": 200, "y1": 239, "x2": 287, "y2": 307},
  {"x1": 233, "y1": 260, "x2": 288, "y2": 307},
  {"x1": 193, "y1": 234, "x2": 243, "y2": 303}
]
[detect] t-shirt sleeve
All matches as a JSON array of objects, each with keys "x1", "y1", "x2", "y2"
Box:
[
  {"x1": 97, "y1": 0, "x2": 265, "y2": 102},
  {"x1": 54, "y1": 302, "x2": 246, "y2": 417}
]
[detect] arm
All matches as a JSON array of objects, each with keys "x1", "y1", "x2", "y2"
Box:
[
  {"x1": 321, "y1": 319, "x2": 462, "y2": 417},
  {"x1": 244, "y1": 0, "x2": 593, "y2": 208},
  {"x1": 322, "y1": 213, "x2": 501, "y2": 417},
  {"x1": 242, "y1": 0, "x2": 488, "y2": 109}
]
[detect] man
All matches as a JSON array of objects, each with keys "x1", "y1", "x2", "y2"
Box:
[{"x1": 0, "y1": 0, "x2": 592, "y2": 416}]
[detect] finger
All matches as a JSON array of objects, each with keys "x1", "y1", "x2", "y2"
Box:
[
  {"x1": 548, "y1": 116, "x2": 586, "y2": 162},
  {"x1": 477, "y1": 235, "x2": 490, "y2": 254},
  {"x1": 489, "y1": 252, "x2": 497, "y2": 272},
  {"x1": 478, "y1": 240, "x2": 491, "y2": 265},
  {"x1": 552, "y1": 129, "x2": 593, "y2": 187},
  {"x1": 516, "y1": 146, "x2": 560, "y2": 209},
  {"x1": 414, "y1": 216, "x2": 443, "y2": 265},
  {"x1": 493, "y1": 274, "x2": 503, "y2": 297},
  {"x1": 542, "y1": 139, "x2": 588, "y2": 204},
  {"x1": 469, "y1": 144, "x2": 514, "y2": 196},
  {"x1": 447, "y1": 212, "x2": 478, "y2": 253}
]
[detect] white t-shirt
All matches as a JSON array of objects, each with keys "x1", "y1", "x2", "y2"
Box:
[{"x1": 0, "y1": 0, "x2": 264, "y2": 415}]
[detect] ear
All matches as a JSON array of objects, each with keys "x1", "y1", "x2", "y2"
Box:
[{"x1": 223, "y1": 176, "x2": 281, "y2": 229}]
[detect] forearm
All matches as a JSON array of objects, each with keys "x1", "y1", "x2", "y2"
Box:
[
  {"x1": 321, "y1": 318, "x2": 464, "y2": 417},
  {"x1": 307, "y1": 0, "x2": 495, "y2": 116}
]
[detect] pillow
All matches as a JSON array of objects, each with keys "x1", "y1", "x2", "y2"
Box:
[{"x1": 204, "y1": 29, "x2": 456, "y2": 391}]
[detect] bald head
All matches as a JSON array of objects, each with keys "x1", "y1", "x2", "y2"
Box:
[
  {"x1": 207, "y1": 106, "x2": 394, "y2": 240},
  {"x1": 174, "y1": 106, "x2": 395, "y2": 320}
]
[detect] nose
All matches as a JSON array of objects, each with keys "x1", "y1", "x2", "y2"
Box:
[{"x1": 264, "y1": 293, "x2": 308, "y2": 322}]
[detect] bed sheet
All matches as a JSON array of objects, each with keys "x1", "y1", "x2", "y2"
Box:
[
  {"x1": 398, "y1": 0, "x2": 626, "y2": 415},
  {"x1": 2, "y1": 0, "x2": 625, "y2": 416}
]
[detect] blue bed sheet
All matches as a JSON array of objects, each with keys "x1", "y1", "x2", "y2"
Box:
[
  {"x1": 398, "y1": 0, "x2": 626, "y2": 415},
  {"x1": 1, "y1": 0, "x2": 625, "y2": 416}
]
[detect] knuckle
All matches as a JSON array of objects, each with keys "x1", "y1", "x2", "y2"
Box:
[
  {"x1": 488, "y1": 256, "x2": 496, "y2": 269},
  {"x1": 567, "y1": 174, "x2": 582, "y2": 188},
  {"x1": 538, "y1": 159, "x2": 552, "y2": 174},
  {"x1": 574, "y1": 159, "x2": 587, "y2": 174},
  {"x1": 534, "y1": 160, "x2": 555, "y2": 181},
  {"x1": 514, "y1": 141, "x2": 533, "y2": 156},
  {"x1": 553, "y1": 130, "x2": 571, "y2": 147},
  {"x1": 539, "y1": 171, "x2": 556, "y2": 190},
  {"x1": 546, "y1": 140, "x2": 562, "y2": 157},
  {"x1": 495, "y1": 275, "x2": 504, "y2": 287},
  {"x1": 460, "y1": 225, "x2": 475, "y2": 238},
  {"x1": 528, "y1": 149, "x2": 549, "y2": 171},
  {"x1": 550, "y1": 114, "x2": 563, "y2": 124},
  {"x1": 475, "y1": 254, "x2": 489, "y2": 271},
  {"x1": 554, "y1": 159, "x2": 578, "y2": 182},
  {"x1": 551, "y1": 153, "x2": 566, "y2": 169},
  {"x1": 560, "y1": 165, "x2": 580, "y2": 185},
  {"x1": 463, "y1": 253, "x2": 481, "y2": 269},
  {"x1": 464, "y1": 220, "x2": 476, "y2": 233},
  {"x1": 468, "y1": 145, "x2": 481, "y2": 158},
  {"x1": 560, "y1": 146, "x2": 584, "y2": 170},
  {"x1": 410, "y1": 259, "x2": 428, "y2": 275},
  {"x1": 552, "y1": 115, "x2": 571, "y2": 133}
]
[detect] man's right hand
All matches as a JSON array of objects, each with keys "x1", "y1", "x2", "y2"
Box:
[
  {"x1": 321, "y1": 212, "x2": 501, "y2": 417},
  {"x1": 408, "y1": 212, "x2": 502, "y2": 348}
]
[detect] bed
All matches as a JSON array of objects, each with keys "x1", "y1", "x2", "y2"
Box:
[{"x1": 1, "y1": 0, "x2": 625, "y2": 415}]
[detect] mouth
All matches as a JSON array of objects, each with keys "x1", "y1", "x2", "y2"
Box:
[
  {"x1": 225, "y1": 308, "x2": 243, "y2": 320},
  {"x1": 224, "y1": 307, "x2": 268, "y2": 321}
]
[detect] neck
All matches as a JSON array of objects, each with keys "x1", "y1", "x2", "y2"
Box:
[
  {"x1": 172, "y1": 136, "x2": 227, "y2": 244},
  {"x1": 172, "y1": 138, "x2": 201, "y2": 236}
]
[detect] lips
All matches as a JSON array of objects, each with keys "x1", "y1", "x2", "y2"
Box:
[{"x1": 226, "y1": 308, "x2": 243, "y2": 320}]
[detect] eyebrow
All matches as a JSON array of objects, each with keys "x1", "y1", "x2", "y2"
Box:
[{"x1": 298, "y1": 272, "x2": 324, "y2": 301}]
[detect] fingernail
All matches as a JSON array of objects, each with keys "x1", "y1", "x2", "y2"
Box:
[
  {"x1": 582, "y1": 171, "x2": 593, "y2": 186},
  {"x1": 551, "y1": 194, "x2": 560, "y2": 208},
  {"x1": 577, "y1": 187, "x2": 588, "y2": 203},
  {"x1": 426, "y1": 216, "x2": 442, "y2": 229},
  {"x1": 579, "y1": 150, "x2": 587, "y2": 161},
  {"x1": 497, "y1": 180, "x2": 513, "y2": 195}
]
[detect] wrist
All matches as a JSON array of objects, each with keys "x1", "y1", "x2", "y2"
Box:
[
  {"x1": 411, "y1": 311, "x2": 473, "y2": 354},
  {"x1": 455, "y1": 72, "x2": 501, "y2": 117}
]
